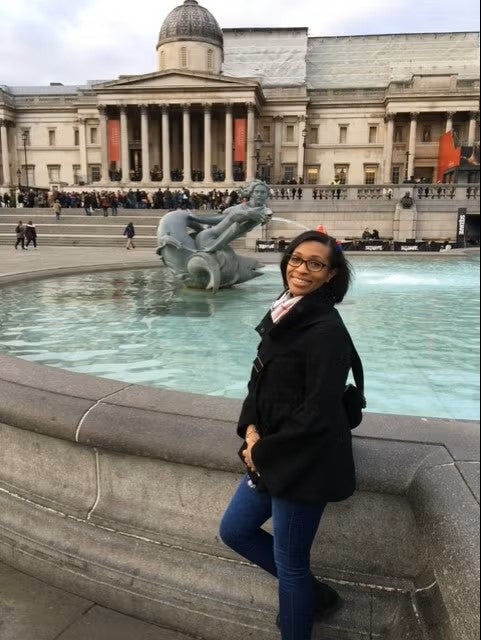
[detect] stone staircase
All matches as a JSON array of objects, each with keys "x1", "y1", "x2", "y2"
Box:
[{"x1": 0, "y1": 209, "x2": 249, "y2": 250}]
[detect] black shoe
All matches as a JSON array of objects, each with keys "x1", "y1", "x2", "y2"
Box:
[{"x1": 275, "y1": 579, "x2": 342, "y2": 629}]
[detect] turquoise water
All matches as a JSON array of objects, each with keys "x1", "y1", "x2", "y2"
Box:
[{"x1": 0, "y1": 255, "x2": 479, "y2": 420}]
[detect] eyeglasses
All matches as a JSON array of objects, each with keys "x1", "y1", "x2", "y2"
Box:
[{"x1": 287, "y1": 254, "x2": 329, "y2": 273}]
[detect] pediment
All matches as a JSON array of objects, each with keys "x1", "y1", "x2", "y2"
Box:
[{"x1": 96, "y1": 70, "x2": 256, "y2": 91}]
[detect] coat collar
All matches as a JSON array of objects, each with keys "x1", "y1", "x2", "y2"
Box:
[{"x1": 256, "y1": 285, "x2": 336, "y2": 339}]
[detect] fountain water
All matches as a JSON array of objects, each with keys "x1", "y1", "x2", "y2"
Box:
[{"x1": 270, "y1": 216, "x2": 310, "y2": 231}]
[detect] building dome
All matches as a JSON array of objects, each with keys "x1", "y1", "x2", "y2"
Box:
[{"x1": 158, "y1": 0, "x2": 223, "y2": 49}]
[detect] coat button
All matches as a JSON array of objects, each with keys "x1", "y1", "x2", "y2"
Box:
[{"x1": 260, "y1": 328, "x2": 265, "y2": 334}]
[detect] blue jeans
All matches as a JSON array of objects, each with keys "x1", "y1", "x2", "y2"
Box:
[{"x1": 219, "y1": 475, "x2": 326, "y2": 640}]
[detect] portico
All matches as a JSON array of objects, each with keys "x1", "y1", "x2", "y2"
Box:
[{"x1": 90, "y1": 70, "x2": 263, "y2": 187}]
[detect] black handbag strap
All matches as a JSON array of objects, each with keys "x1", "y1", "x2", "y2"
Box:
[{"x1": 348, "y1": 335, "x2": 367, "y2": 408}]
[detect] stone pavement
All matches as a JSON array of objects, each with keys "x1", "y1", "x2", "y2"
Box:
[{"x1": 0, "y1": 562, "x2": 200, "y2": 640}]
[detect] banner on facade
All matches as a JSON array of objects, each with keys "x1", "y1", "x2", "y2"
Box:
[
  {"x1": 108, "y1": 120, "x2": 121, "y2": 165},
  {"x1": 436, "y1": 131, "x2": 461, "y2": 182},
  {"x1": 234, "y1": 119, "x2": 246, "y2": 163},
  {"x1": 457, "y1": 207, "x2": 467, "y2": 245}
]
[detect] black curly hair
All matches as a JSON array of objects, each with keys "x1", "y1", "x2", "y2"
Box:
[{"x1": 280, "y1": 230, "x2": 353, "y2": 303}]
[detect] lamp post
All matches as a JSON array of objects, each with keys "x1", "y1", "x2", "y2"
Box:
[
  {"x1": 254, "y1": 132, "x2": 263, "y2": 179},
  {"x1": 405, "y1": 151, "x2": 410, "y2": 181},
  {"x1": 16, "y1": 168, "x2": 21, "y2": 189},
  {"x1": 21, "y1": 131, "x2": 29, "y2": 190},
  {"x1": 265, "y1": 154, "x2": 273, "y2": 184}
]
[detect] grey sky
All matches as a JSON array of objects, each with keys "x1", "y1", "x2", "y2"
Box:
[{"x1": 0, "y1": 0, "x2": 479, "y2": 86}]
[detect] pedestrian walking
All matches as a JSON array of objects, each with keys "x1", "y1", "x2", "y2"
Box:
[
  {"x1": 53, "y1": 200, "x2": 62, "y2": 221},
  {"x1": 25, "y1": 221, "x2": 37, "y2": 249},
  {"x1": 220, "y1": 230, "x2": 360, "y2": 640},
  {"x1": 123, "y1": 222, "x2": 136, "y2": 250},
  {"x1": 14, "y1": 221, "x2": 26, "y2": 250}
]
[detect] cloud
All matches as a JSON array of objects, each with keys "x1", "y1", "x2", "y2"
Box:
[{"x1": 0, "y1": 0, "x2": 478, "y2": 86}]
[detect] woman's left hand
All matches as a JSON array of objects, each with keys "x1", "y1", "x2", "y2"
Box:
[{"x1": 242, "y1": 438, "x2": 259, "y2": 472}]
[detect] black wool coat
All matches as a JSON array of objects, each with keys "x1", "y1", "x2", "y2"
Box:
[{"x1": 237, "y1": 286, "x2": 355, "y2": 503}]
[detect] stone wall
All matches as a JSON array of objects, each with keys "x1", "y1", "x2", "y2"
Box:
[{"x1": 0, "y1": 351, "x2": 479, "y2": 640}]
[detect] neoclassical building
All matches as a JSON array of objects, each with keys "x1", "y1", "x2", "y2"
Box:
[{"x1": 0, "y1": 0, "x2": 479, "y2": 191}]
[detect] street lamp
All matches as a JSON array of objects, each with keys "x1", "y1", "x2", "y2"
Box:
[
  {"x1": 405, "y1": 151, "x2": 411, "y2": 181},
  {"x1": 265, "y1": 154, "x2": 273, "y2": 184},
  {"x1": 21, "y1": 131, "x2": 29, "y2": 190},
  {"x1": 16, "y1": 168, "x2": 21, "y2": 189},
  {"x1": 254, "y1": 132, "x2": 263, "y2": 179}
]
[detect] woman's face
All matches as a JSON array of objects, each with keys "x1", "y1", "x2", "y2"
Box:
[{"x1": 286, "y1": 240, "x2": 336, "y2": 297}]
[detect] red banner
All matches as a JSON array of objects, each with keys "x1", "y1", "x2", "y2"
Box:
[
  {"x1": 108, "y1": 120, "x2": 120, "y2": 164},
  {"x1": 234, "y1": 118, "x2": 246, "y2": 163},
  {"x1": 437, "y1": 131, "x2": 461, "y2": 182}
]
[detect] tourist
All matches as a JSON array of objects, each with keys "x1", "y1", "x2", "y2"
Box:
[
  {"x1": 25, "y1": 221, "x2": 37, "y2": 249},
  {"x1": 14, "y1": 221, "x2": 26, "y2": 250},
  {"x1": 220, "y1": 230, "x2": 356, "y2": 640},
  {"x1": 362, "y1": 227, "x2": 372, "y2": 240},
  {"x1": 123, "y1": 222, "x2": 136, "y2": 250},
  {"x1": 53, "y1": 200, "x2": 62, "y2": 222},
  {"x1": 371, "y1": 229, "x2": 380, "y2": 240}
]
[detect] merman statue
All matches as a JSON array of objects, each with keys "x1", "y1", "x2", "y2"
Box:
[{"x1": 156, "y1": 181, "x2": 271, "y2": 292}]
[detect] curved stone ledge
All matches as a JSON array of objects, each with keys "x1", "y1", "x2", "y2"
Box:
[{"x1": 0, "y1": 352, "x2": 479, "y2": 639}]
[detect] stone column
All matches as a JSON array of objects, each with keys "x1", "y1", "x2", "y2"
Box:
[
  {"x1": 0, "y1": 119, "x2": 11, "y2": 186},
  {"x1": 204, "y1": 104, "x2": 212, "y2": 183},
  {"x1": 161, "y1": 105, "x2": 171, "y2": 184},
  {"x1": 407, "y1": 113, "x2": 418, "y2": 180},
  {"x1": 78, "y1": 117, "x2": 88, "y2": 182},
  {"x1": 383, "y1": 113, "x2": 395, "y2": 183},
  {"x1": 297, "y1": 115, "x2": 306, "y2": 183},
  {"x1": 120, "y1": 106, "x2": 129, "y2": 181},
  {"x1": 98, "y1": 105, "x2": 109, "y2": 182},
  {"x1": 140, "y1": 105, "x2": 150, "y2": 183},
  {"x1": 273, "y1": 116, "x2": 283, "y2": 183},
  {"x1": 246, "y1": 103, "x2": 256, "y2": 182},
  {"x1": 225, "y1": 105, "x2": 233, "y2": 183},
  {"x1": 445, "y1": 111, "x2": 455, "y2": 133},
  {"x1": 183, "y1": 104, "x2": 192, "y2": 183},
  {"x1": 468, "y1": 111, "x2": 478, "y2": 146}
]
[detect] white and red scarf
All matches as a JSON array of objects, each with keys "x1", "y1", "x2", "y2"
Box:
[{"x1": 270, "y1": 291, "x2": 303, "y2": 324}]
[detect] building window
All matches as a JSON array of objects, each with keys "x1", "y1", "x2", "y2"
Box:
[
  {"x1": 21, "y1": 165, "x2": 35, "y2": 185},
  {"x1": 309, "y1": 127, "x2": 319, "y2": 145},
  {"x1": 368, "y1": 126, "x2": 378, "y2": 144},
  {"x1": 74, "y1": 128, "x2": 80, "y2": 146},
  {"x1": 73, "y1": 165, "x2": 82, "y2": 185},
  {"x1": 261, "y1": 126, "x2": 271, "y2": 143},
  {"x1": 307, "y1": 167, "x2": 319, "y2": 184},
  {"x1": 47, "y1": 165, "x2": 61, "y2": 183},
  {"x1": 394, "y1": 126, "x2": 404, "y2": 143},
  {"x1": 20, "y1": 129, "x2": 31, "y2": 146},
  {"x1": 89, "y1": 128, "x2": 98, "y2": 144},
  {"x1": 285, "y1": 125, "x2": 295, "y2": 143},
  {"x1": 391, "y1": 166, "x2": 401, "y2": 184},
  {"x1": 88, "y1": 164, "x2": 101, "y2": 182},
  {"x1": 339, "y1": 126, "x2": 348, "y2": 144},
  {"x1": 48, "y1": 129, "x2": 56, "y2": 147},
  {"x1": 334, "y1": 165, "x2": 349, "y2": 184},
  {"x1": 452, "y1": 126, "x2": 461, "y2": 144},
  {"x1": 282, "y1": 165, "x2": 296, "y2": 183},
  {"x1": 422, "y1": 125, "x2": 432, "y2": 142},
  {"x1": 364, "y1": 165, "x2": 378, "y2": 185},
  {"x1": 180, "y1": 47, "x2": 188, "y2": 68},
  {"x1": 207, "y1": 49, "x2": 214, "y2": 71}
]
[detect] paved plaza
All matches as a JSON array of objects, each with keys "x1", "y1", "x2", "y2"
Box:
[{"x1": 0, "y1": 562, "x2": 198, "y2": 640}]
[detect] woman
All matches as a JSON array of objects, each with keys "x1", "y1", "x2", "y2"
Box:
[
  {"x1": 14, "y1": 221, "x2": 26, "y2": 250},
  {"x1": 220, "y1": 231, "x2": 356, "y2": 640},
  {"x1": 123, "y1": 222, "x2": 136, "y2": 250}
]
